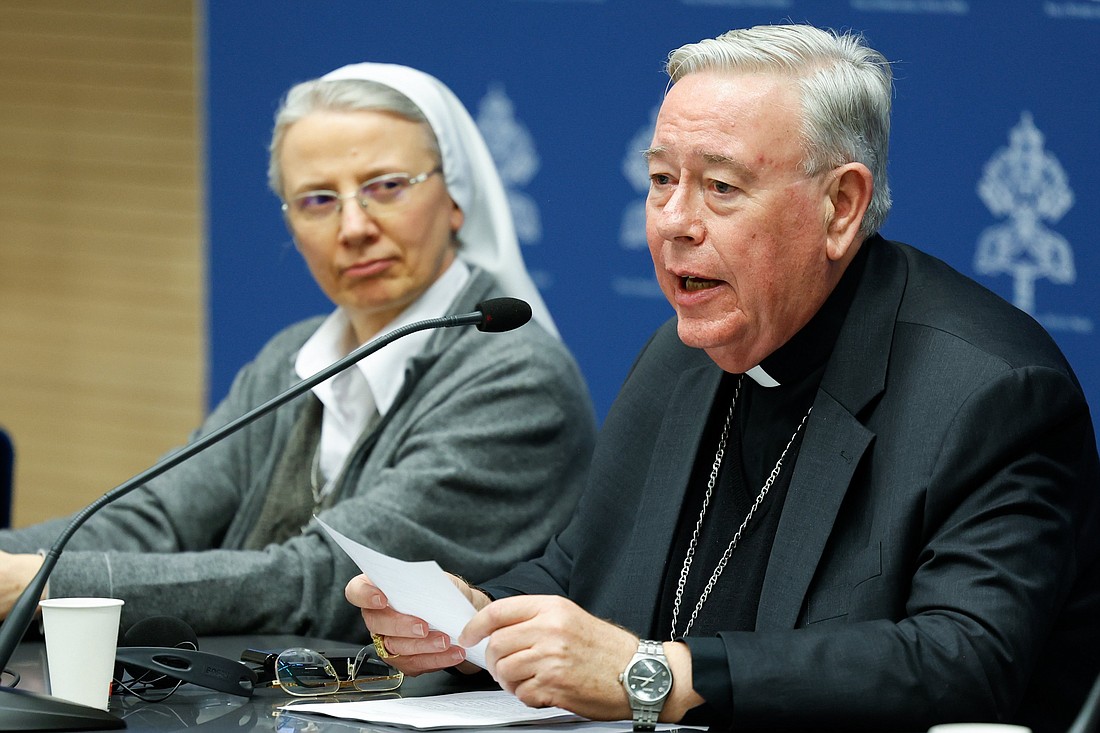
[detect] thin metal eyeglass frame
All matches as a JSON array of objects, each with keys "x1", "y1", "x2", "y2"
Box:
[
  {"x1": 281, "y1": 168, "x2": 442, "y2": 220},
  {"x1": 272, "y1": 647, "x2": 403, "y2": 698}
]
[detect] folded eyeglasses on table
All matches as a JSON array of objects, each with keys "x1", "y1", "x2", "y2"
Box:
[
  {"x1": 242, "y1": 646, "x2": 404, "y2": 697},
  {"x1": 111, "y1": 644, "x2": 402, "y2": 703}
]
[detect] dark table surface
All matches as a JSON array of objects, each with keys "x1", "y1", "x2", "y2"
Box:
[{"x1": 6, "y1": 634, "x2": 500, "y2": 732}]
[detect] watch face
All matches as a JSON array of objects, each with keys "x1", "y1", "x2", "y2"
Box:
[{"x1": 625, "y1": 658, "x2": 672, "y2": 703}]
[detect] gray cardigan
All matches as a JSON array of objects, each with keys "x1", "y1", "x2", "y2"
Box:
[{"x1": 0, "y1": 269, "x2": 596, "y2": 640}]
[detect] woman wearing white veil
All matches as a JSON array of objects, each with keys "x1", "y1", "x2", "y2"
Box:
[
  {"x1": 0, "y1": 64, "x2": 595, "y2": 642},
  {"x1": 320, "y1": 62, "x2": 557, "y2": 337}
]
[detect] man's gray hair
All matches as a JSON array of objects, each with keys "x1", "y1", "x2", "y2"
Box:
[
  {"x1": 667, "y1": 24, "x2": 893, "y2": 237},
  {"x1": 268, "y1": 79, "x2": 440, "y2": 198}
]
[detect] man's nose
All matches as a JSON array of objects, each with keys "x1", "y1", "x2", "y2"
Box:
[{"x1": 652, "y1": 186, "x2": 705, "y2": 245}]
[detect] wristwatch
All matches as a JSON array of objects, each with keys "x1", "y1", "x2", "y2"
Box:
[{"x1": 619, "y1": 640, "x2": 672, "y2": 732}]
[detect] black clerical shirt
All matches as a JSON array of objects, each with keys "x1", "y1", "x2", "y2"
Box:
[{"x1": 656, "y1": 244, "x2": 869, "y2": 724}]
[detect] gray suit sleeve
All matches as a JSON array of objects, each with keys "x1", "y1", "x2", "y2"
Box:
[{"x1": 2, "y1": 318, "x2": 596, "y2": 641}]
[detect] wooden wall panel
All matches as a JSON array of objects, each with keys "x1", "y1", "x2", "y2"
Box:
[{"x1": 0, "y1": 1, "x2": 204, "y2": 527}]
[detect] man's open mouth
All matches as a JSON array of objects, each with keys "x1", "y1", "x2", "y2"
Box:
[{"x1": 682, "y1": 275, "x2": 722, "y2": 292}]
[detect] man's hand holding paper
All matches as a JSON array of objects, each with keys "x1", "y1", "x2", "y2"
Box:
[
  {"x1": 319, "y1": 518, "x2": 492, "y2": 674},
  {"x1": 329, "y1": 516, "x2": 655, "y2": 722},
  {"x1": 346, "y1": 572, "x2": 490, "y2": 676}
]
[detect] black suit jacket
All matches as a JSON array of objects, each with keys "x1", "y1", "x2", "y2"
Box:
[{"x1": 486, "y1": 237, "x2": 1100, "y2": 732}]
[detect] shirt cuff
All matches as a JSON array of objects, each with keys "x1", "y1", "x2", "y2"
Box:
[{"x1": 681, "y1": 636, "x2": 733, "y2": 727}]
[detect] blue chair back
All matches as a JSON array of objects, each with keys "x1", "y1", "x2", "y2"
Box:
[{"x1": 0, "y1": 427, "x2": 13, "y2": 529}]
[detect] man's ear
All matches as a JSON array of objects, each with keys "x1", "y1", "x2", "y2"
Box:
[{"x1": 825, "y1": 163, "x2": 873, "y2": 262}]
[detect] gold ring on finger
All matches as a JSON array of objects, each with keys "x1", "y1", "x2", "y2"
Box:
[{"x1": 372, "y1": 632, "x2": 400, "y2": 659}]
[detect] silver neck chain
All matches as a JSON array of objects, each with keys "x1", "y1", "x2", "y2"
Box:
[{"x1": 669, "y1": 376, "x2": 812, "y2": 639}]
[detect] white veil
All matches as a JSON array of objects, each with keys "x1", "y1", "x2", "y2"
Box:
[{"x1": 322, "y1": 62, "x2": 558, "y2": 338}]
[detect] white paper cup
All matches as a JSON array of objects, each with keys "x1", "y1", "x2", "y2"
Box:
[{"x1": 39, "y1": 597, "x2": 124, "y2": 710}]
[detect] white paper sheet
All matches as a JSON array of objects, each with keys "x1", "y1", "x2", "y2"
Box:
[
  {"x1": 279, "y1": 690, "x2": 705, "y2": 732},
  {"x1": 281, "y1": 690, "x2": 583, "y2": 729},
  {"x1": 316, "y1": 517, "x2": 489, "y2": 668}
]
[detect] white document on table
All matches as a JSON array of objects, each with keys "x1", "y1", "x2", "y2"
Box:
[
  {"x1": 281, "y1": 689, "x2": 583, "y2": 729},
  {"x1": 279, "y1": 690, "x2": 704, "y2": 732},
  {"x1": 315, "y1": 517, "x2": 489, "y2": 669}
]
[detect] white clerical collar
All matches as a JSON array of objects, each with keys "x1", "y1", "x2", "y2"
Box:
[
  {"x1": 745, "y1": 365, "x2": 781, "y2": 388},
  {"x1": 296, "y1": 259, "x2": 471, "y2": 417}
]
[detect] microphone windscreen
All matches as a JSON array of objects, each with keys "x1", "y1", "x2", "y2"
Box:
[
  {"x1": 476, "y1": 297, "x2": 532, "y2": 333},
  {"x1": 120, "y1": 615, "x2": 198, "y2": 649},
  {"x1": 116, "y1": 615, "x2": 198, "y2": 688}
]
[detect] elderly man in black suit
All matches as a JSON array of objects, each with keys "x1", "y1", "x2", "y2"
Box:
[{"x1": 347, "y1": 24, "x2": 1100, "y2": 733}]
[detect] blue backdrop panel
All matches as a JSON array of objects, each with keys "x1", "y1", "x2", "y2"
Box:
[{"x1": 205, "y1": 1, "x2": 1100, "y2": 423}]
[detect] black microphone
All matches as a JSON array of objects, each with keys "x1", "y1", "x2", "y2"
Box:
[
  {"x1": 0, "y1": 296, "x2": 530, "y2": 730},
  {"x1": 475, "y1": 297, "x2": 531, "y2": 333}
]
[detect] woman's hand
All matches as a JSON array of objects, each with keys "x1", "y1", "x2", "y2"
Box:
[{"x1": 0, "y1": 550, "x2": 44, "y2": 619}]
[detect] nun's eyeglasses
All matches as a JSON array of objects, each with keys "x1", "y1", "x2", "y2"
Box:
[{"x1": 282, "y1": 168, "x2": 441, "y2": 222}]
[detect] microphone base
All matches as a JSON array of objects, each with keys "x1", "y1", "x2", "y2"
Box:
[{"x1": 0, "y1": 687, "x2": 124, "y2": 731}]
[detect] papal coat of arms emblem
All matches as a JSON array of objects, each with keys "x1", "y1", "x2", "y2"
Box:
[
  {"x1": 975, "y1": 112, "x2": 1075, "y2": 314},
  {"x1": 476, "y1": 85, "x2": 542, "y2": 245}
]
